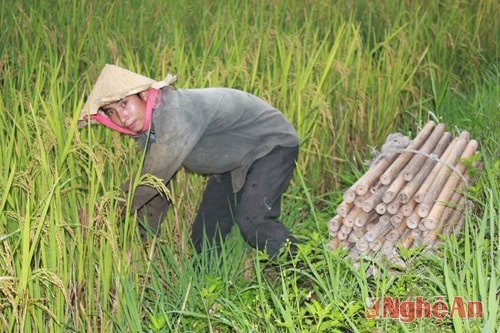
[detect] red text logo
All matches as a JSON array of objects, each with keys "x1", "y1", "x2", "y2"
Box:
[{"x1": 365, "y1": 296, "x2": 483, "y2": 323}]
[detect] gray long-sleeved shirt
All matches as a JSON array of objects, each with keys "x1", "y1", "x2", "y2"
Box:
[{"x1": 129, "y1": 87, "x2": 299, "y2": 212}]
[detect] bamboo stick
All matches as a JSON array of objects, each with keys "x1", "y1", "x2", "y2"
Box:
[
  {"x1": 364, "y1": 215, "x2": 392, "y2": 242},
  {"x1": 442, "y1": 196, "x2": 467, "y2": 236},
  {"x1": 400, "y1": 123, "x2": 446, "y2": 181},
  {"x1": 399, "y1": 229, "x2": 415, "y2": 249},
  {"x1": 352, "y1": 225, "x2": 365, "y2": 233},
  {"x1": 381, "y1": 240, "x2": 395, "y2": 256},
  {"x1": 344, "y1": 206, "x2": 364, "y2": 227},
  {"x1": 379, "y1": 214, "x2": 391, "y2": 226},
  {"x1": 363, "y1": 214, "x2": 380, "y2": 233},
  {"x1": 343, "y1": 188, "x2": 357, "y2": 204},
  {"x1": 366, "y1": 224, "x2": 392, "y2": 256},
  {"x1": 433, "y1": 168, "x2": 471, "y2": 239},
  {"x1": 354, "y1": 122, "x2": 436, "y2": 196},
  {"x1": 327, "y1": 215, "x2": 343, "y2": 236},
  {"x1": 444, "y1": 214, "x2": 466, "y2": 239},
  {"x1": 343, "y1": 148, "x2": 401, "y2": 201},
  {"x1": 362, "y1": 184, "x2": 389, "y2": 212},
  {"x1": 421, "y1": 140, "x2": 477, "y2": 229},
  {"x1": 348, "y1": 232, "x2": 360, "y2": 244},
  {"x1": 398, "y1": 132, "x2": 451, "y2": 203},
  {"x1": 411, "y1": 228, "x2": 422, "y2": 240},
  {"x1": 353, "y1": 153, "x2": 400, "y2": 196},
  {"x1": 416, "y1": 131, "x2": 470, "y2": 217},
  {"x1": 375, "y1": 202, "x2": 387, "y2": 215},
  {"x1": 355, "y1": 237, "x2": 370, "y2": 253},
  {"x1": 438, "y1": 161, "x2": 480, "y2": 238},
  {"x1": 400, "y1": 199, "x2": 416, "y2": 217},
  {"x1": 337, "y1": 230, "x2": 349, "y2": 241},
  {"x1": 354, "y1": 211, "x2": 373, "y2": 227},
  {"x1": 327, "y1": 237, "x2": 340, "y2": 250},
  {"x1": 387, "y1": 200, "x2": 401, "y2": 215},
  {"x1": 386, "y1": 247, "x2": 407, "y2": 267},
  {"x1": 411, "y1": 231, "x2": 423, "y2": 248},
  {"x1": 354, "y1": 192, "x2": 371, "y2": 208},
  {"x1": 379, "y1": 121, "x2": 437, "y2": 185},
  {"x1": 369, "y1": 239, "x2": 383, "y2": 252},
  {"x1": 370, "y1": 182, "x2": 384, "y2": 194},
  {"x1": 423, "y1": 189, "x2": 465, "y2": 245},
  {"x1": 382, "y1": 173, "x2": 407, "y2": 203},
  {"x1": 418, "y1": 221, "x2": 428, "y2": 232},
  {"x1": 430, "y1": 213, "x2": 465, "y2": 249},
  {"x1": 365, "y1": 266, "x2": 378, "y2": 278},
  {"x1": 390, "y1": 214, "x2": 403, "y2": 227},
  {"x1": 340, "y1": 224, "x2": 353, "y2": 235},
  {"x1": 347, "y1": 247, "x2": 360, "y2": 260},
  {"x1": 386, "y1": 219, "x2": 407, "y2": 242},
  {"x1": 413, "y1": 134, "x2": 465, "y2": 203},
  {"x1": 453, "y1": 215, "x2": 466, "y2": 233},
  {"x1": 336, "y1": 201, "x2": 354, "y2": 217},
  {"x1": 406, "y1": 212, "x2": 420, "y2": 229}
]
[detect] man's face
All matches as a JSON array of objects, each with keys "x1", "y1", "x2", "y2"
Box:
[{"x1": 100, "y1": 92, "x2": 148, "y2": 133}]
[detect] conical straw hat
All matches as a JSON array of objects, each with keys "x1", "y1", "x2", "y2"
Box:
[{"x1": 78, "y1": 64, "x2": 176, "y2": 127}]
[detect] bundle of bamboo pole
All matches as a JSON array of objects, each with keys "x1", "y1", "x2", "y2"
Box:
[{"x1": 327, "y1": 121, "x2": 480, "y2": 276}]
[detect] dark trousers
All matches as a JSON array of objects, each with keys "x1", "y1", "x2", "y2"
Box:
[{"x1": 191, "y1": 145, "x2": 298, "y2": 257}]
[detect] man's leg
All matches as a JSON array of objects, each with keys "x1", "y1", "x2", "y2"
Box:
[
  {"x1": 235, "y1": 145, "x2": 298, "y2": 257},
  {"x1": 191, "y1": 173, "x2": 237, "y2": 253}
]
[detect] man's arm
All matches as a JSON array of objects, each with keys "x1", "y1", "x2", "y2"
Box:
[{"x1": 124, "y1": 106, "x2": 206, "y2": 213}]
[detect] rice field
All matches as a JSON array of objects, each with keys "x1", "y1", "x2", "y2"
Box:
[{"x1": 0, "y1": 0, "x2": 498, "y2": 331}]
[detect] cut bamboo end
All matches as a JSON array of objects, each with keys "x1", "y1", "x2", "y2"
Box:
[
  {"x1": 356, "y1": 238, "x2": 370, "y2": 253},
  {"x1": 343, "y1": 190, "x2": 356, "y2": 204},
  {"x1": 422, "y1": 217, "x2": 438, "y2": 230},
  {"x1": 327, "y1": 215, "x2": 343, "y2": 235},
  {"x1": 406, "y1": 213, "x2": 420, "y2": 229},
  {"x1": 336, "y1": 202, "x2": 354, "y2": 217},
  {"x1": 337, "y1": 230, "x2": 349, "y2": 241},
  {"x1": 387, "y1": 201, "x2": 401, "y2": 215},
  {"x1": 340, "y1": 224, "x2": 352, "y2": 235},
  {"x1": 348, "y1": 232, "x2": 360, "y2": 244},
  {"x1": 400, "y1": 200, "x2": 416, "y2": 216},
  {"x1": 355, "y1": 183, "x2": 370, "y2": 196},
  {"x1": 416, "y1": 203, "x2": 431, "y2": 218},
  {"x1": 390, "y1": 214, "x2": 403, "y2": 227},
  {"x1": 398, "y1": 192, "x2": 411, "y2": 204},
  {"x1": 375, "y1": 203, "x2": 387, "y2": 215},
  {"x1": 383, "y1": 191, "x2": 396, "y2": 204}
]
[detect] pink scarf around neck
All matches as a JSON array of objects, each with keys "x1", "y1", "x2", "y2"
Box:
[{"x1": 89, "y1": 88, "x2": 162, "y2": 135}]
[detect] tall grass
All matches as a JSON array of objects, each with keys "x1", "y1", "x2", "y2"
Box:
[{"x1": 0, "y1": 0, "x2": 498, "y2": 331}]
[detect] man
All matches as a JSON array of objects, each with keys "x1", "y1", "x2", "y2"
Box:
[{"x1": 79, "y1": 64, "x2": 299, "y2": 258}]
